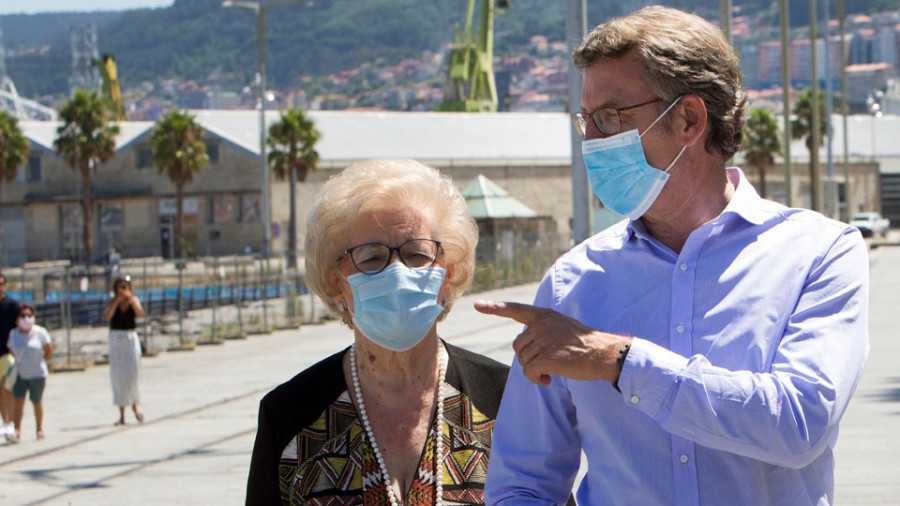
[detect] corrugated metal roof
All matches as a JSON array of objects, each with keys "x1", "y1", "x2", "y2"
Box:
[
  {"x1": 20, "y1": 111, "x2": 900, "y2": 171},
  {"x1": 190, "y1": 110, "x2": 573, "y2": 167},
  {"x1": 735, "y1": 113, "x2": 900, "y2": 165},
  {"x1": 20, "y1": 120, "x2": 154, "y2": 154},
  {"x1": 462, "y1": 174, "x2": 537, "y2": 218}
]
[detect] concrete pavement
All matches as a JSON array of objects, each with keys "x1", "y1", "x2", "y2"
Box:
[
  {"x1": 0, "y1": 282, "x2": 530, "y2": 505},
  {"x1": 832, "y1": 242, "x2": 900, "y2": 505},
  {"x1": 1, "y1": 243, "x2": 898, "y2": 505}
]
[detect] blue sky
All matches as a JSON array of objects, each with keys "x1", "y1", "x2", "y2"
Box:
[{"x1": 0, "y1": 0, "x2": 174, "y2": 15}]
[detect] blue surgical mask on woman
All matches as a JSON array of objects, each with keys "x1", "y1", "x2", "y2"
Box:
[
  {"x1": 347, "y1": 263, "x2": 446, "y2": 352},
  {"x1": 582, "y1": 96, "x2": 686, "y2": 220}
]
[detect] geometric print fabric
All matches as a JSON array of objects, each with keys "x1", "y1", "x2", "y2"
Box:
[{"x1": 279, "y1": 384, "x2": 495, "y2": 505}]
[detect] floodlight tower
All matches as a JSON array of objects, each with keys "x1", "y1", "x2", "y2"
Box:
[{"x1": 70, "y1": 24, "x2": 100, "y2": 94}]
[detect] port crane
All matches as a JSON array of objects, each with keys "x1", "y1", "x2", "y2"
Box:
[
  {"x1": 97, "y1": 54, "x2": 126, "y2": 121},
  {"x1": 438, "y1": 0, "x2": 509, "y2": 112}
]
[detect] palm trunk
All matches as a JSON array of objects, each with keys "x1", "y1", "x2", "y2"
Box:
[
  {"x1": 0, "y1": 179, "x2": 4, "y2": 268},
  {"x1": 759, "y1": 163, "x2": 767, "y2": 199},
  {"x1": 176, "y1": 182, "x2": 184, "y2": 259},
  {"x1": 807, "y1": 138, "x2": 817, "y2": 209},
  {"x1": 81, "y1": 162, "x2": 93, "y2": 263},
  {"x1": 289, "y1": 169, "x2": 297, "y2": 272}
]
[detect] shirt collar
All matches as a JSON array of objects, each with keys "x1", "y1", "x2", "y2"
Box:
[
  {"x1": 624, "y1": 166, "x2": 766, "y2": 240},
  {"x1": 718, "y1": 167, "x2": 767, "y2": 226}
]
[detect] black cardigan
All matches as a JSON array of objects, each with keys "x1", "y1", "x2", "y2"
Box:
[{"x1": 245, "y1": 341, "x2": 509, "y2": 505}]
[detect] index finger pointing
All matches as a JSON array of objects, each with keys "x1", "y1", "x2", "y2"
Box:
[{"x1": 474, "y1": 300, "x2": 541, "y2": 326}]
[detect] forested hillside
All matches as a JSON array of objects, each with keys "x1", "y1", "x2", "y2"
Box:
[{"x1": 3, "y1": 0, "x2": 898, "y2": 99}]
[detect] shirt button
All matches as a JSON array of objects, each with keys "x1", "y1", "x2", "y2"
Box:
[
  {"x1": 676, "y1": 324, "x2": 685, "y2": 334},
  {"x1": 680, "y1": 262, "x2": 688, "y2": 271},
  {"x1": 679, "y1": 454, "x2": 689, "y2": 464},
  {"x1": 630, "y1": 395, "x2": 640, "y2": 404}
]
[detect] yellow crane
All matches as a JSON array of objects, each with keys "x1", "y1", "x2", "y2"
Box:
[
  {"x1": 97, "y1": 54, "x2": 126, "y2": 121},
  {"x1": 438, "y1": 0, "x2": 509, "y2": 112}
]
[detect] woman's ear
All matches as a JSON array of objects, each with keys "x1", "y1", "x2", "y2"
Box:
[{"x1": 439, "y1": 264, "x2": 455, "y2": 306}]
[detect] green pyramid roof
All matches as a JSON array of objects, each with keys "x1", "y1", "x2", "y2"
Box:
[{"x1": 462, "y1": 174, "x2": 537, "y2": 218}]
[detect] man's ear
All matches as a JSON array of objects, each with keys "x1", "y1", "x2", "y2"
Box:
[{"x1": 676, "y1": 94, "x2": 708, "y2": 148}]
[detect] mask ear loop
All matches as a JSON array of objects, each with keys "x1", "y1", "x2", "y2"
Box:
[
  {"x1": 639, "y1": 95, "x2": 683, "y2": 138},
  {"x1": 664, "y1": 145, "x2": 687, "y2": 174}
]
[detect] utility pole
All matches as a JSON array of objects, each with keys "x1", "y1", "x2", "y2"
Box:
[
  {"x1": 567, "y1": 0, "x2": 590, "y2": 244},
  {"x1": 720, "y1": 0, "x2": 733, "y2": 43},
  {"x1": 0, "y1": 25, "x2": 6, "y2": 83},
  {"x1": 837, "y1": 0, "x2": 851, "y2": 220},
  {"x1": 222, "y1": 0, "x2": 310, "y2": 261},
  {"x1": 823, "y1": 0, "x2": 837, "y2": 219},
  {"x1": 810, "y1": 0, "x2": 823, "y2": 213},
  {"x1": 782, "y1": 0, "x2": 793, "y2": 207}
]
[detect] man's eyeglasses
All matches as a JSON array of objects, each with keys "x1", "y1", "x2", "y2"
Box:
[
  {"x1": 571, "y1": 97, "x2": 662, "y2": 139},
  {"x1": 341, "y1": 238, "x2": 442, "y2": 275}
]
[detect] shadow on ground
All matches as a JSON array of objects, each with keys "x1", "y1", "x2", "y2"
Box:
[{"x1": 866, "y1": 377, "x2": 900, "y2": 414}]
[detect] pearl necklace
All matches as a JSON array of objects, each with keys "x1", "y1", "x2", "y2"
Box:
[{"x1": 350, "y1": 342, "x2": 446, "y2": 506}]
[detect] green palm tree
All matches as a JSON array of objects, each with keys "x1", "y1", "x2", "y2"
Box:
[
  {"x1": 0, "y1": 111, "x2": 31, "y2": 266},
  {"x1": 267, "y1": 109, "x2": 320, "y2": 271},
  {"x1": 791, "y1": 88, "x2": 827, "y2": 208},
  {"x1": 150, "y1": 109, "x2": 209, "y2": 259},
  {"x1": 54, "y1": 90, "x2": 120, "y2": 263},
  {"x1": 743, "y1": 107, "x2": 782, "y2": 200}
]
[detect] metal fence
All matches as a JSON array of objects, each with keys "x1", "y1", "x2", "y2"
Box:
[
  {"x1": 3, "y1": 255, "x2": 318, "y2": 369},
  {"x1": 2, "y1": 230, "x2": 561, "y2": 370}
]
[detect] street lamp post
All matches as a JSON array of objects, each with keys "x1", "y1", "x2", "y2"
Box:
[
  {"x1": 781, "y1": 0, "x2": 793, "y2": 207},
  {"x1": 867, "y1": 90, "x2": 884, "y2": 162},
  {"x1": 222, "y1": 0, "x2": 308, "y2": 260},
  {"x1": 566, "y1": 0, "x2": 589, "y2": 243},
  {"x1": 719, "y1": 0, "x2": 733, "y2": 43}
]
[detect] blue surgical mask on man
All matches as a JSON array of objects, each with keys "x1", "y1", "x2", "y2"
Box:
[
  {"x1": 582, "y1": 96, "x2": 686, "y2": 220},
  {"x1": 347, "y1": 263, "x2": 446, "y2": 352}
]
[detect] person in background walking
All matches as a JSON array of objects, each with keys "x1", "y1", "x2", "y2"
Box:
[
  {"x1": 0, "y1": 273, "x2": 21, "y2": 442},
  {"x1": 103, "y1": 275, "x2": 145, "y2": 426},
  {"x1": 7, "y1": 305, "x2": 52, "y2": 442}
]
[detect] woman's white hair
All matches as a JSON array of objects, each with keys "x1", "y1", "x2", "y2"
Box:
[{"x1": 305, "y1": 158, "x2": 478, "y2": 326}]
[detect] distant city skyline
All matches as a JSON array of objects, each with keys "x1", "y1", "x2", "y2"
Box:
[{"x1": 0, "y1": 0, "x2": 173, "y2": 16}]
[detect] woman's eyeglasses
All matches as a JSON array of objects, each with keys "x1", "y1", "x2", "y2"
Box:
[{"x1": 341, "y1": 238, "x2": 441, "y2": 275}]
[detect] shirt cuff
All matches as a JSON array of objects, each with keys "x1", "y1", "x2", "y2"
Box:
[{"x1": 616, "y1": 337, "x2": 689, "y2": 419}]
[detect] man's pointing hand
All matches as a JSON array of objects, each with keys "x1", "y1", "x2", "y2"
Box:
[{"x1": 474, "y1": 300, "x2": 632, "y2": 387}]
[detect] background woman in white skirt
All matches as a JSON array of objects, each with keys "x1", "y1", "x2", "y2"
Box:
[{"x1": 103, "y1": 276, "x2": 145, "y2": 426}]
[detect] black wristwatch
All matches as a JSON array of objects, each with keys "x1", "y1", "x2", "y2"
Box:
[{"x1": 611, "y1": 343, "x2": 631, "y2": 393}]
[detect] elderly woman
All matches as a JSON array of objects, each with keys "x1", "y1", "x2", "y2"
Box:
[{"x1": 246, "y1": 159, "x2": 509, "y2": 505}]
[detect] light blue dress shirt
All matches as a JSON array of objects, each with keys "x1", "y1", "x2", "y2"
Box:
[{"x1": 485, "y1": 169, "x2": 869, "y2": 506}]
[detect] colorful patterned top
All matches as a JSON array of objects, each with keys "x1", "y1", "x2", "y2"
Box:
[{"x1": 247, "y1": 341, "x2": 509, "y2": 506}]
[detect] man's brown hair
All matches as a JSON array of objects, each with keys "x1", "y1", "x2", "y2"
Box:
[{"x1": 574, "y1": 6, "x2": 747, "y2": 160}]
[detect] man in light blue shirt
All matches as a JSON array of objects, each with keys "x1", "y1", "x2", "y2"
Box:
[{"x1": 477, "y1": 6, "x2": 868, "y2": 506}]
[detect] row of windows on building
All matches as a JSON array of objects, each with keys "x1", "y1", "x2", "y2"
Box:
[
  {"x1": 18, "y1": 143, "x2": 221, "y2": 184},
  {"x1": 136, "y1": 143, "x2": 220, "y2": 169}
]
